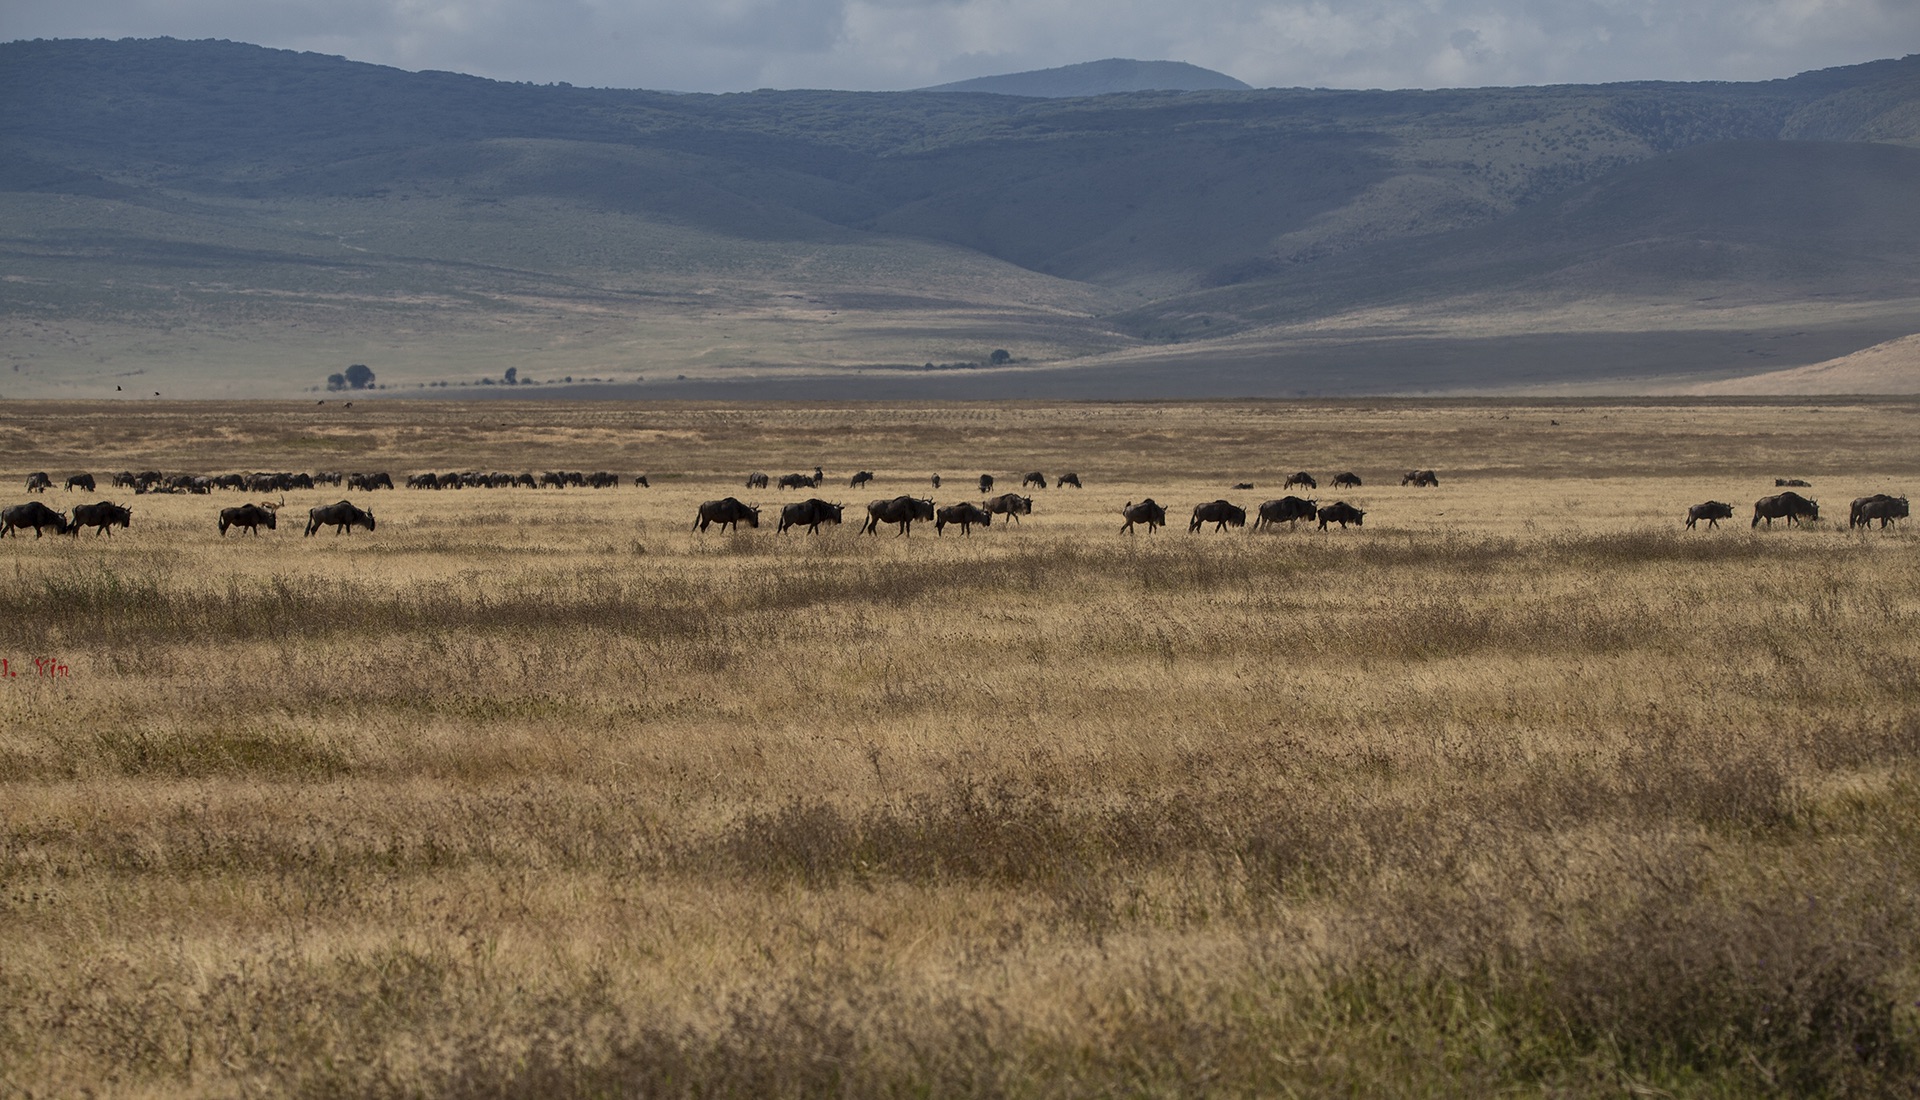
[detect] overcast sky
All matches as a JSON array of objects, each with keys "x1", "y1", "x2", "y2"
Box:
[{"x1": 6, "y1": 0, "x2": 1916, "y2": 93}]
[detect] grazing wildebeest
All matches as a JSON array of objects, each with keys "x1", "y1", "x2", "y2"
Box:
[
  {"x1": 1022, "y1": 471, "x2": 1046, "y2": 489},
  {"x1": 348, "y1": 472, "x2": 394, "y2": 491},
  {"x1": 1775, "y1": 478, "x2": 1811, "y2": 487},
  {"x1": 978, "y1": 474, "x2": 995, "y2": 494},
  {"x1": 406, "y1": 473, "x2": 437, "y2": 489},
  {"x1": 1685, "y1": 501, "x2": 1735, "y2": 530},
  {"x1": 1189, "y1": 500, "x2": 1247, "y2": 533},
  {"x1": 745, "y1": 472, "x2": 770, "y2": 489},
  {"x1": 1752, "y1": 492, "x2": 1817, "y2": 528},
  {"x1": 1402, "y1": 469, "x2": 1440, "y2": 487},
  {"x1": 1, "y1": 501, "x2": 71, "y2": 537},
  {"x1": 778, "y1": 472, "x2": 819, "y2": 490},
  {"x1": 1317, "y1": 501, "x2": 1366, "y2": 530},
  {"x1": 849, "y1": 471, "x2": 875, "y2": 489},
  {"x1": 1284, "y1": 472, "x2": 1317, "y2": 490},
  {"x1": 1253, "y1": 496, "x2": 1318, "y2": 531},
  {"x1": 985, "y1": 493, "x2": 1032, "y2": 525},
  {"x1": 219, "y1": 503, "x2": 279, "y2": 536},
  {"x1": 778, "y1": 498, "x2": 843, "y2": 534},
  {"x1": 633, "y1": 475, "x2": 650, "y2": 488},
  {"x1": 305, "y1": 500, "x2": 375, "y2": 536},
  {"x1": 862, "y1": 495, "x2": 935, "y2": 536},
  {"x1": 65, "y1": 474, "x2": 96, "y2": 493},
  {"x1": 1332, "y1": 472, "x2": 1362, "y2": 488},
  {"x1": 70, "y1": 501, "x2": 131, "y2": 537},
  {"x1": 1056, "y1": 472, "x2": 1082, "y2": 489},
  {"x1": 112, "y1": 471, "x2": 138, "y2": 489},
  {"x1": 695, "y1": 497, "x2": 760, "y2": 533},
  {"x1": 1120, "y1": 499, "x2": 1167, "y2": 534},
  {"x1": 935, "y1": 502, "x2": 992, "y2": 536},
  {"x1": 1850, "y1": 494, "x2": 1909, "y2": 529},
  {"x1": 25, "y1": 472, "x2": 52, "y2": 493}
]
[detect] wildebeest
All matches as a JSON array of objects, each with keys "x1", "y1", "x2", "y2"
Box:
[
  {"x1": 633, "y1": 475, "x2": 650, "y2": 488},
  {"x1": 1119, "y1": 499, "x2": 1167, "y2": 534},
  {"x1": 1752, "y1": 492, "x2": 1817, "y2": 528},
  {"x1": 1685, "y1": 501, "x2": 1734, "y2": 530},
  {"x1": 70, "y1": 501, "x2": 131, "y2": 536},
  {"x1": 1332, "y1": 472, "x2": 1362, "y2": 488},
  {"x1": 745, "y1": 472, "x2": 770, "y2": 489},
  {"x1": 1850, "y1": 494, "x2": 1909, "y2": 529},
  {"x1": 1056, "y1": 472, "x2": 1081, "y2": 489},
  {"x1": 695, "y1": 497, "x2": 760, "y2": 533},
  {"x1": 219, "y1": 503, "x2": 279, "y2": 536},
  {"x1": 930, "y1": 474, "x2": 942, "y2": 489},
  {"x1": 978, "y1": 474, "x2": 995, "y2": 494},
  {"x1": 778, "y1": 498, "x2": 843, "y2": 534},
  {"x1": 65, "y1": 474, "x2": 96, "y2": 493},
  {"x1": 1189, "y1": 500, "x2": 1247, "y2": 533},
  {"x1": 985, "y1": 493, "x2": 1032, "y2": 525},
  {"x1": 1022, "y1": 472, "x2": 1046, "y2": 489},
  {"x1": 1402, "y1": 469, "x2": 1440, "y2": 487},
  {"x1": 1775, "y1": 478, "x2": 1811, "y2": 487},
  {"x1": 935, "y1": 502, "x2": 992, "y2": 536},
  {"x1": 1, "y1": 501, "x2": 71, "y2": 537},
  {"x1": 25, "y1": 472, "x2": 52, "y2": 493},
  {"x1": 862, "y1": 495, "x2": 935, "y2": 536},
  {"x1": 778, "y1": 472, "x2": 819, "y2": 490},
  {"x1": 1232, "y1": 482, "x2": 1254, "y2": 490},
  {"x1": 1253, "y1": 496, "x2": 1318, "y2": 531},
  {"x1": 348, "y1": 472, "x2": 394, "y2": 491},
  {"x1": 1317, "y1": 501, "x2": 1365, "y2": 529},
  {"x1": 1284, "y1": 472, "x2": 1317, "y2": 490},
  {"x1": 305, "y1": 500, "x2": 376, "y2": 536},
  {"x1": 849, "y1": 471, "x2": 875, "y2": 488}
]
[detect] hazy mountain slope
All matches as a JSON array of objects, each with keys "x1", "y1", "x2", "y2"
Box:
[
  {"x1": 4, "y1": 38, "x2": 1920, "y2": 396},
  {"x1": 921, "y1": 59, "x2": 1251, "y2": 97}
]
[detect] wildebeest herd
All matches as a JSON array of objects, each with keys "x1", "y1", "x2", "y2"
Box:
[{"x1": 3, "y1": 466, "x2": 1909, "y2": 543}]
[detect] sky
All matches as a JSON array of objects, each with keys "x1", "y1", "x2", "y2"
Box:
[{"x1": 5, "y1": 0, "x2": 1917, "y2": 94}]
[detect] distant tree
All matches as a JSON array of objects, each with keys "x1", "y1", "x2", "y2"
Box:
[
  {"x1": 990, "y1": 349, "x2": 1011, "y2": 365},
  {"x1": 326, "y1": 372, "x2": 347, "y2": 391},
  {"x1": 504, "y1": 367, "x2": 518, "y2": 385},
  {"x1": 344, "y1": 364, "x2": 375, "y2": 390}
]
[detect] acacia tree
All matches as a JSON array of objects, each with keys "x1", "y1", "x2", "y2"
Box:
[
  {"x1": 326, "y1": 373, "x2": 347, "y2": 391},
  {"x1": 344, "y1": 364, "x2": 376, "y2": 390}
]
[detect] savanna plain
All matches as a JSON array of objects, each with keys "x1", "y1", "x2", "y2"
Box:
[{"x1": 3, "y1": 398, "x2": 1918, "y2": 1098}]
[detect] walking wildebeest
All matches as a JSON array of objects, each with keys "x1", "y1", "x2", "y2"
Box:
[
  {"x1": 1685, "y1": 501, "x2": 1734, "y2": 530},
  {"x1": 1850, "y1": 494, "x2": 1909, "y2": 529},
  {"x1": 1283, "y1": 472, "x2": 1317, "y2": 490},
  {"x1": 65, "y1": 474, "x2": 96, "y2": 493},
  {"x1": 1317, "y1": 501, "x2": 1365, "y2": 529},
  {"x1": 1253, "y1": 496, "x2": 1318, "y2": 531},
  {"x1": 1752, "y1": 492, "x2": 1817, "y2": 528},
  {"x1": 978, "y1": 474, "x2": 995, "y2": 494},
  {"x1": 1056, "y1": 472, "x2": 1081, "y2": 488},
  {"x1": 1120, "y1": 499, "x2": 1167, "y2": 534},
  {"x1": 862, "y1": 495, "x2": 935, "y2": 536},
  {"x1": 985, "y1": 493, "x2": 1032, "y2": 525},
  {"x1": 70, "y1": 501, "x2": 131, "y2": 537},
  {"x1": 305, "y1": 500, "x2": 375, "y2": 536},
  {"x1": 25, "y1": 472, "x2": 52, "y2": 493},
  {"x1": 1332, "y1": 472, "x2": 1362, "y2": 488},
  {"x1": 1402, "y1": 469, "x2": 1439, "y2": 487},
  {"x1": 1022, "y1": 472, "x2": 1046, "y2": 489},
  {"x1": 745, "y1": 472, "x2": 770, "y2": 489},
  {"x1": 1189, "y1": 500, "x2": 1247, "y2": 533},
  {"x1": 935, "y1": 502, "x2": 992, "y2": 536},
  {"x1": 219, "y1": 503, "x2": 278, "y2": 536},
  {"x1": 778, "y1": 498, "x2": 844, "y2": 534},
  {"x1": 1775, "y1": 478, "x2": 1811, "y2": 487},
  {"x1": 695, "y1": 497, "x2": 760, "y2": 533},
  {"x1": 849, "y1": 471, "x2": 875, "y2": 488},
  {"x1": 1, "y1": 501, "x2": 71, "y2": 537}
]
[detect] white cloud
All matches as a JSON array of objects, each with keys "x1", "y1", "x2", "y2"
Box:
[{"x1": 4, "y1": 0, "x2": 1915, "y2": 92}]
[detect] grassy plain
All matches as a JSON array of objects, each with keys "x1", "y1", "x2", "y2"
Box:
[{"x1": 2, "y1": 399, "x2": 1918, "y2": 1097}]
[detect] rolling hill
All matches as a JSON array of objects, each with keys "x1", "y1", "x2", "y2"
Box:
[
  {"x1": 921, "y1": 59, "x2": 1252, "y2": 97},
  {"x1": 2, "y1": 38, "x2": 1918, "y2": 397}
]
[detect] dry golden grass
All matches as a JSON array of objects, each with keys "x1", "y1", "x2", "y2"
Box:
[{"x1": 3, "y1": 399, "x2": 1918, "y2": 1097}]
